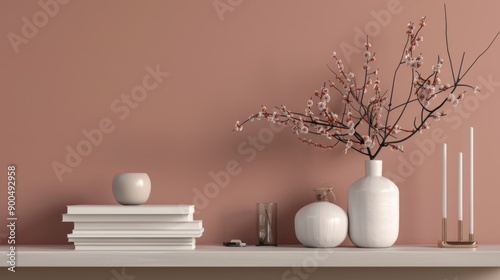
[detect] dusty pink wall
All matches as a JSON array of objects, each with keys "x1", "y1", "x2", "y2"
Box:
[{"x1": 1, "y1": 0, "x2": 499, "y2": 246}]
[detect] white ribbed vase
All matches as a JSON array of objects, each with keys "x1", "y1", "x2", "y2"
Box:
[
  {"x1": 348, "y1": 160, "x2": 399, "y2": 247},
  {"x1": 294, "y1": 201, "x2": 348, "y2": 248}
]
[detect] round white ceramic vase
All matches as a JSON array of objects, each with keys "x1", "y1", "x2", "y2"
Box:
[
  {"x1": 348, "y1": 160, "x2": 399, "y2": 247},
  {"x1": 294, "y1": 190, "x2": 348, "y2": 248},
  {"x1": 112, "y1": 173, "x2": 151, "y2": 205}
]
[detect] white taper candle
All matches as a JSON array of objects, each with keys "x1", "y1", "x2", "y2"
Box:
[
  {"x1": 469, "y1": 127, "x2": 474, "y2": 234},
  {"x1": 458, "y1": 152, "x2": 463, "y2": 221},
  {"x1": 442, "y1": 143, "x2": 447, "y2": 219}
]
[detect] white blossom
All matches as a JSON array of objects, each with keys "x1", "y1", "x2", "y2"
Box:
[
  {"x1": 322, "y1": 94, "x2": 331, "y2": 103},
  {"x1": 268, "y1": 112, "x2": 278, "y2": 123},
  {"x1": 364, "y1": 51, "x2": 372, "y2": 60},
  {"x1": 344, "y1": 140, "x2": 353, "y2": 154},
  {"x1": 362, "y1": 135, "x2": 373, "y2": 148},
  {"x1": 348, "y1": 127, "x2": 355, "y2": 136},
  {"x1": 448, "y1": 93, "x2": 459, "y2": 107},
  {"x1": 447, "y1": 93, "x2": 456, "y2": 102},
  {"x1": 234, "y1": 121, "x2": 243, "y2": 131},
  {"x1": 300, "y1": 126, "x2": 309, "y2": 134},
  {"x1": 318, "y1": 101, "x2": 327, "y2": 111},
  {"x1": 431, "y1": 112, "x2": 442, "y2": 121}
]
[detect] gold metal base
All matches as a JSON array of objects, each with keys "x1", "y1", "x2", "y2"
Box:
[
  {"x1": 438, "y1": 218, "x2": 478, "y2": 248},
  {"x1": 442, "y1": 218, "x2": 447, "y2": 242},
  {"x1": 438, "y1": 240, "x2": 478, "y2": 248},
  {"x1": 458, "y1": 220, "x2": 463, "y2": 241}
]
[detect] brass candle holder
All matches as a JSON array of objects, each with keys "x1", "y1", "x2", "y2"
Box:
[{"x1": 438, "y1": 217, "x2": 478, "y2": 248}]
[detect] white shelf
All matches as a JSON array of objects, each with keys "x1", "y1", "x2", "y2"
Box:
[{"x1": 1, "y1": 245, "x2": 500, "y2": 267}]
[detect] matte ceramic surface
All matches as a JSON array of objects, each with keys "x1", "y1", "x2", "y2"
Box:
[
  {"x1": 348, "y1": 160, "x2": 399, "y2": 248},
  {"x1": 295, "y1": 201, "x2": 348, "y2": 248},
  {"x1": 112, "y1": 173, "x2": 151, "y2": 205}
]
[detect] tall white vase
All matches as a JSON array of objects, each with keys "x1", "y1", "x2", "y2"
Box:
[{"x1": 348, "y1": 160, "x2": 399, "y2": 247}]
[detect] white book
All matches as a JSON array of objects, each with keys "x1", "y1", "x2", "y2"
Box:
[
  {"x1": 73, "y1": 220, "x2": 202, "y2": 230},
  {"x1": 72, "y1": 241, "x2": 195, "y2": 246},
  {"x1": 71, "y1": 229, "x2": 204, "y2": 235},
  {"x1": 74, "y1": 244, "x2": 195, "y2": 251},
  {"x1": 67, "y1": 205, "x2": 194, "y2": 215},
  {"x1": 68, "y1": 232, "x2": 203, "y2": 238},
  {"x1": 68, "y1": 237, "x2": 195, "y2": 243},
  {"x1": 62, "y1": 213, "x2": 193, "y2": 222}
]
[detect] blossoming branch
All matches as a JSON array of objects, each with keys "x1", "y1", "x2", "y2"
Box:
[{"x1": 234, "y1": 7, "x2": 498, "y2": 160}]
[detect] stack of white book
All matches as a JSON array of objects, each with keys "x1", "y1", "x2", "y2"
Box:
[{"x1": 62, "y1": 205, "x2": 203, "y2": 251}]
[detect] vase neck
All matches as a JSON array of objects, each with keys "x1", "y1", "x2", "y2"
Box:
[
  {"x1": 313, "y1": 188, "x2": 336, "y2": 202},
  {"x1": 365, "y1": 160, "x2": 383, "y2": 176}
]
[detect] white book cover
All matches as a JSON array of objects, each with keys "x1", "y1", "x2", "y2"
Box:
[
  {"x1": 74, "y1": 244, "x2": 195, "y2": 251},
  {"x1": 62, "y1": 213, "x2": 194, "y2": 222},
  {"x1": 68, "y1": 237, "x2": 195, "y2": 243},
  {"x1": 73, "y1": 220, "x2": 202, "y2": 230},
  {"x1": 72, "y1": 241, "x2": 195, "y2": 246},
  {"x1": 67, "y1": 231, "x2": 203, "y2": 238},
  {"x1": 71, "y1": 229, "x2": 204, "y2": 235},
  {"x1": 66, "y1": 205, "x2": 194, "y2": 215}
]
